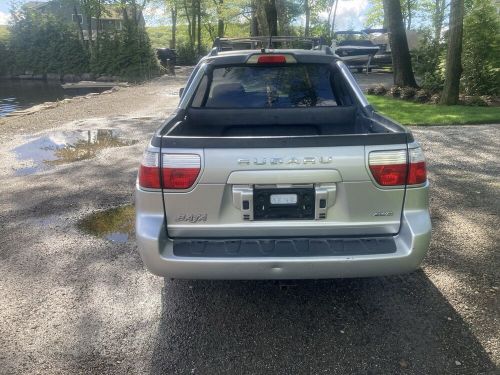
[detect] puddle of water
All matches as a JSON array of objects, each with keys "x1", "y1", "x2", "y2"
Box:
[
  {"x1": 12, "y1": 129, "x2": 138, "y2": 175},
  {"x1": 78, "y1": 205, "x2": 135, "y2": 244}
]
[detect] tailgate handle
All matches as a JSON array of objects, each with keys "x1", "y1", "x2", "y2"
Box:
[{"x1": 227, "y1": 170, "x2": 342, "y2": 185}]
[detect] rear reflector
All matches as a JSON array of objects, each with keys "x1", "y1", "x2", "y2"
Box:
[
  {"x1": 138, "y1": 151, "x2": 161, "y2": 189},
  {"x1": 407, "y1": 148, "x2": 427, "y2": 185},
  {"x1": 369, "y1": 148, "x2": 427, "y2": 187},
  {"x1": 138, "y1": 152, "x2": 201, "y2": 190}
]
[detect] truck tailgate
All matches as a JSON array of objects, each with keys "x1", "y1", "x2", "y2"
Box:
[{"x1": 162, "y1": 144, "x2": 407, "y2": 238}]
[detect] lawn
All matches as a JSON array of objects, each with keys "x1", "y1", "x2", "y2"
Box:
[{"x1": 367, "y1": 95, "x2": 500, "y2": 125}]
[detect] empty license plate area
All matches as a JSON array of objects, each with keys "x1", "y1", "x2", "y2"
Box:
[{"x1": 253, "y1": 187, "x2": 315, "y2": 220}]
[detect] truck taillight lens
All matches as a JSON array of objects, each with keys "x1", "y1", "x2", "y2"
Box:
[
  {"x1": 162, "y1": 154, "x2": 201, "y2": 189},
  {"x1": 407, "y1": 148, "x2": 427, "y2": 185},
  {"x1": 138, "y1": 152, "x2": 201, "y2": 189},
  {"x1": 139, "y1": 151, "x2": 161, "y2": 189},
  {"x1": 369, "y1": 148, "x2": 427, "y2": 186}
]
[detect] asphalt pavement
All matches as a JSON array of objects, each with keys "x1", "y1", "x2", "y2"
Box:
[{"x1": 0, "y1": 73, "x2": 498, "y2": 374}]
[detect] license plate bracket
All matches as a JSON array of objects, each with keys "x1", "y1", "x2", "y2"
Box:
[{"x1": 253, "y1": 188, "x2": 315, "y2": 220}]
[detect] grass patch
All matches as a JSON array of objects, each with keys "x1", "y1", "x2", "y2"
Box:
[{"x1": 367, "y1": 95, "x2": 500, "y2": 125}]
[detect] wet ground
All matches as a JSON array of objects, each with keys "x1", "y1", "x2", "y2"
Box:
[
  {"x1": 0, "y1": 71, "x2": 498, "y2": 374},
  {"x1": 78, "y1": 205, "x2": 135, "y2": 244},
  {"x1": 12, "y1": 129, "x2": 138, "y2": 176}
]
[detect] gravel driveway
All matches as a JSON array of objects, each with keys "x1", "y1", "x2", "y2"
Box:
[{"x1": 0, "y1": 74, "x2": 498, "y2": 374}]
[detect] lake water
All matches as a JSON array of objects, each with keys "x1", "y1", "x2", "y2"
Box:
[{"x1": 0, "y1": 80, "x2": 109, "y2": 117}]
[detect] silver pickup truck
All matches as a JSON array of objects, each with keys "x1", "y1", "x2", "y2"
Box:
[{"x1": 135, "y1": 40, "x2": 431, "y2": 279}]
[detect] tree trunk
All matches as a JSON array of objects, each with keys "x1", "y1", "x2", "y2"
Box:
[
  {"x1": 86, "y1": 13, "x2": 93, "y2": 56},
  {"x1": 171, "y1": 4, "x2": 177, "y2": 49},
  {"x1": 440, "y1": 0, "x2": 464, "y2": 105},
  {"x1": 265, "y1": 0, "x2": 278, "y2": 36},
  {"x1": 433, "y1": 0, "x2": 446, "y2": 42},
  {"x1": 304, "y1": 0, "x2": 310, "y2": 37},
  {"x1": 250, "y1": 0, "x2": 258, "y2": 36},
  {"x1": 331, "y1": 0, "x2": 339, "y2": 36},
  {"x1": 73, "y1": 5, "x2": 86, "y2": 49},
  {"x1": 183, "y1": 0, "x2": 193, "y2": 46},
  {"x1": 191, "y1": 0, "x2": 196, "y2": 47},
  {"x1": 197, "y1": 0, "x2": 201, "y2": 54},
  {"x1": 383, "y1": 0, "x2": 418, "y2": 87},
  {"x1": 217, "y1": 0, "x2": 224, "y2": 37},
  {"x1": 407, "y1": 1, "x2": 412, "y2": 30}
]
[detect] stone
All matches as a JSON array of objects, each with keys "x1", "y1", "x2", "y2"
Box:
[
  {"x1": 46, "y1": 73, "x2": 61, "y2": 81},
  {"x1": 81, "y1": 73, "x2": 96, "y2": 81},
  {"x1": 96, "y1": 75, "x2": 112, "y2": 82},
  {"x1": 63, "y1": 74, "x2": 77, "y2": 82}
]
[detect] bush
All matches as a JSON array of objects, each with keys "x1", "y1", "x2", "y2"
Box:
[
  {"x1": 461, "y1": 96, "x2": 489, "y2": 107},
  {"x1": 0, "y1": 41, "x2": 10, "y2": 75},
  {"x1": 176, "y1": 42, "x2": 197, "y2": 65},
  {"x1": 389, "y1": 86, "x2": 401, "y2": 98},
  {"x1": 373, "y1": 84, "x2": 387, "y2": 96},
  {"x1": 6, "y1": 9, "x2": 160, "y2": 80},
  {"x1": 400, "y1": 87, "x2": 417, "y2": 100},
  {"x1": 415, "y1": 89, "x2": 431, "y2": 103},
  {"x1": 429, "y1": 94, "x2": 441, "y2": 104},
  {"x1": 412, "y1": 32, "x2": 446, "y2": 93},
  {"x1": 366, "y1": 86, "x2": 376, "y2": 95},
  {"x1": 462, "y1": 0, "x2": 500, "y2": 96},
  {"x1": 8, "y1": 12, "x2": 89, "y2": 75}
]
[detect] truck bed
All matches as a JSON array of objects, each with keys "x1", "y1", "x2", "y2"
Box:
[{"x1": 154, "y1": 108, "x2": 413, "y2": 148}]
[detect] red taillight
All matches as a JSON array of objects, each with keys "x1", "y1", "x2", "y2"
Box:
[
  {"x1": 138, "y1": 152, "x2": 201, "y2": 190},
  {"x1": 162, "y1": 154, "x2": 201, "y2": 189},
  {"x1": 369, "y1": 148, "x2": 427, "y2": 187},
  {"x1": 369, "y1": 163, "x2": 408, "y2": 186},
  {"x1": 257, "y1": 55, "x2": 287, "y2": 64}
]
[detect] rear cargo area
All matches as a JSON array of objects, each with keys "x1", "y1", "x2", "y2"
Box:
[{"x1": 168, "y1": 107, "x2": 375, "y2": 137}]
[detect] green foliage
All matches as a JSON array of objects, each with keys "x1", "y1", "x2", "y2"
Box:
[
  {"x1": 412, "y1": 31, "x2": 446, "y2": 92},
  {"x1": 5, "y1": 7, "x2": 160, "y2": 80},
  {"x1": 461, "y1": 0, "x2": 500, "y2": 96},
  {"x1": 368, "y1": 95, "x2": 500, "y2": 125},
  {"x1": 0, "y1": 41, "x2": 10, "y2": 75},
  {"x1": 175, "y1": 41, "x2": 197, "y2": 65},
  {"x1": 8, "y1": 11, "x2": 89, "y2": 74},
  {"x1": 0, "y1": 25, "x2": 10, "y2": 43}
]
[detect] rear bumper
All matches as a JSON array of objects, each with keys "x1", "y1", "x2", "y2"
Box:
[{"x1": 136, "y1": 210, "x2": 431, "y2": 280}]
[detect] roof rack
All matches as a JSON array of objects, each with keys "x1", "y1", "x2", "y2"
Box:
[{"x1": 212, "y1": 36, "x2": 331, "y2": 54}]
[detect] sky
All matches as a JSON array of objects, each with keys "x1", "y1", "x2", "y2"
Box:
[{"x1": 0, "y1": 0, "x2": 370, "y2": 29}]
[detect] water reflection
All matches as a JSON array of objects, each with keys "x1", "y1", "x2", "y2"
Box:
[
  {"x1": 12, "y1": 129, "x2": 138, "y2": 175},
  {"x1": 78, "y1": 205, "x2": 135, "y2": 244},
  {"x1": 0, "y1": 80, "x2": 108, "y2": 117}
]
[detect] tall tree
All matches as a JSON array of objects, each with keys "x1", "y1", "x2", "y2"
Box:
[
  {"x1": 440, "y1": 0, "x2": 465, "y2": 104},
  {"x1": 304, "y1": 0, "x2": 310, "y2": 36},
  {"x1": 250, "y1": 0, "x2": 259, "y2": 36},
  {"x1": 431, "y1": 0, "x2": 447, "y2": 42},
  {"x1": 383, "y1": 0, "x2": 418, "y2": 87},
  {"x1": 264, "y1": 0, "x2": 278, "y2": 36}
]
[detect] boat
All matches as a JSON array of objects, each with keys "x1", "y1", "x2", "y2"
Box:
[{"x1": 331, "y1": 31, "x2": 380, "y2": 72}]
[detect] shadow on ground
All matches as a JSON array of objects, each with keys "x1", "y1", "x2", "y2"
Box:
[{"x1": 151, "y1": 272, "x2": 496, "y2": 375}]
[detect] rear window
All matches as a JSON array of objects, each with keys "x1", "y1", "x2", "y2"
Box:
[{"x1": 203, "y1": 64, "x2": 337, "y2": 108}]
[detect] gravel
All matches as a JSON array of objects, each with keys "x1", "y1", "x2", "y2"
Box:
[{"x1": 0, "y1": 73, "x2": 498, "y2": 374}]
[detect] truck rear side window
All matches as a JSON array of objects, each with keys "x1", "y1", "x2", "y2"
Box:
[{"x1": 203, "y1": 64, "x2": 338, "y2": 108}]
